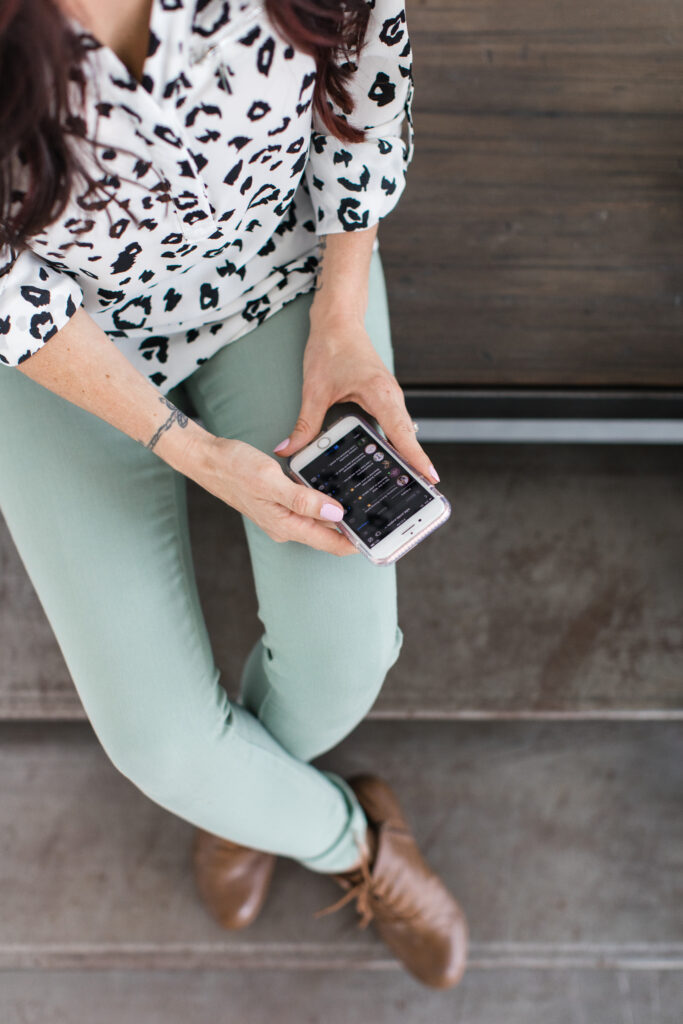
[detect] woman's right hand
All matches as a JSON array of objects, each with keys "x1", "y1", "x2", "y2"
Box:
[{"x1": 187, "y1": 434, "x2": 358, "y2": 557}]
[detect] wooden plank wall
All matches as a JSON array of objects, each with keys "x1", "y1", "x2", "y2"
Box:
[{"x1": 380, "y1": 0, "x2": 683, "y2": 386}]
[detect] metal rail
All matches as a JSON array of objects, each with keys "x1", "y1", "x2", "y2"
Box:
[{"x1": 404, "y1": 389, "x2": 683, "y2": 444}]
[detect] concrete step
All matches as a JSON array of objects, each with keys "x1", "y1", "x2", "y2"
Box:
[
  {"x1": 0, "y1": 719, "x2": 681, "y2": 971},
  {"x1": 1, "y1": 444, "x2": 681, "y2": 720},
  {"x1": 2, "y1": 968, "x2": 682, "y2": 1024}
]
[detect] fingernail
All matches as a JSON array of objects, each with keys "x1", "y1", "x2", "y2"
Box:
[
  {"x1": 321, "y1": 503, "x2": 344, "y2": 522},
  {"x1": 273, "y1": 437, "x2": 290, "y2": 453},
  {"x1": 428, "y1": 464, "x2": 440, "y2": 483}
]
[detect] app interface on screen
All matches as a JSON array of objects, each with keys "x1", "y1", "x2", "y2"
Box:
[{"x1": 299, "y1": 425, "x2": 434, "y2": 549}]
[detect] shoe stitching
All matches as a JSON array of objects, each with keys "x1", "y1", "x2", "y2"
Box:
[{"x1": 312, "y1": 830, "x2": 424, "y2": 931}]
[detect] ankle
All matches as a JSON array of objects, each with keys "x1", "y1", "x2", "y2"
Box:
[{"x1": 340, "y1": 823, "x2": 378, "y2": 874}]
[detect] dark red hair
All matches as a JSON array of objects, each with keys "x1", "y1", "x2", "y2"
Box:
[
  {"x1": 266, "y1": 0, "x2": 371, "y2": 142},
  {"x1": 0, "y1": 0, "x2": 371, "y2": 250}
]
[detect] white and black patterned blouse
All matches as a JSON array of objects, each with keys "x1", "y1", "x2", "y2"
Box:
[{"x1": 0, "y1": 0, "x2": 414, "y2": 394}]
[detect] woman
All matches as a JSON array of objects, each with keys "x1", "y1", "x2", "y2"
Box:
[{"x1": 0, "y1": 0, "x2": 467, "y2": 989}]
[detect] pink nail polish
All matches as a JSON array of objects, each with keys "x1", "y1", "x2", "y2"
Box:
[
  {"x1": 273, "y1": 437, "x2": 290, "y2": 453},
  {"x1": 428, "y1": 464, "x2": 440, "y2": 483},
  {"x1": 321, "y1": 503, "x2": 344, "y2": 522}
]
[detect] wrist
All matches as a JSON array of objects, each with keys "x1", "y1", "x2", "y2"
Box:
[
  {"x1": 308, "y1": 224, "x2": 376, "y2": 328},
  {"x1": 309, "y1": 299, "x2": 367, "y2": 333},
  {"x1": 160, "y1": 418, "x2": 219, "y2": 481}
]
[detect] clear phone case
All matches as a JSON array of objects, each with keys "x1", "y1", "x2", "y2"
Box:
[{"x1": 287, "y1": 412, "x2": 451, "y2": 566}]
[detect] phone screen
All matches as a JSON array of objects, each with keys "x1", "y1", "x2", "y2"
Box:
[{"x1": 298, "y1": 424, "x2": 435, "y2": 549}]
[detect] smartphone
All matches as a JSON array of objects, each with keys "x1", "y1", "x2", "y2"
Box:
[{"x1": 287, "y1": 413, "x2": 451, "y2": 565}]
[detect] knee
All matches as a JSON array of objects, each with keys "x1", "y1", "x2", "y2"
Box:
[
  {"x1": 332, "y1": 619, "x2": 404, "y2": 714},
  {"x1": 97, "y1": 720, "x2": 194, "y2": 808},
  {"x1": 87, "y1": 681, "x2": 233, "y2": 810},
  {"x1": 299, "y1": 614, "x2": 403, "y2": 715},
  {"x1": 103, "y1": 731, "x2": 191, "y2": 808},
  {"x1": 263, "y1": 620, "x2": 404, "y2": 760}
]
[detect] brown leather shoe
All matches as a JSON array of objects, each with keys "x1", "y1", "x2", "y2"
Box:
[
  {"x1": 313, "y1": 774, "x2": 468, "y2": 989},
  {"x1": 192, "y1": 828, "x2": 277, "y2": 930}
]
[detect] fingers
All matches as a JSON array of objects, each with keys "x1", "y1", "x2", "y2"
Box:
[
  {"x1": 276, "y1": 511, "x2": 358, "y2": 556},
  {"x1": 272, "y1": 388, "x2": 330, "y2": 457},
  {"x1": 271, "y1": 470, "x2": 345, "y2": 522},
  {"x1": 264, "y1": 468, "x2": 357, "y2": 554},
  {"x1": 361, "y1": 373, "x2": 439, "y2": 484}
]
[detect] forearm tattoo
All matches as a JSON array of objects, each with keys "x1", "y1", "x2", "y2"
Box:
[
  {"x1": 144, "y1": 395, "x2": 189, "y2": 451},
  {"x1": 312, "y1": 234, "x2": 327, "y2": 291}
]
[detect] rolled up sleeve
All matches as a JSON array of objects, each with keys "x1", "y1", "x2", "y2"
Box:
[
  {"x1": 0, "y1": 246, "x2": 84, "y2": 367},
  {"x1": 304, "y1": 0, "x2": 415, "y2": 234}
]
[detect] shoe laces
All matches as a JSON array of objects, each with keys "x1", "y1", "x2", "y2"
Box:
[
  {"x1": 313, "y1": 829, "x2": 421, "y2": 931},
  {"x1": 313, "y1": 831, "x2": 376, "y2": 929}
]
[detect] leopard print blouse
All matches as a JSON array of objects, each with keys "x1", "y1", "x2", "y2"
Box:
[{"x1": 0, "y1": 0, "x2": 415, "y2": 394}]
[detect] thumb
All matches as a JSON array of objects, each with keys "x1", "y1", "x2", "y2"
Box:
[{"x1": 272, "y1": 391, "x2": 329, "y2": 456}]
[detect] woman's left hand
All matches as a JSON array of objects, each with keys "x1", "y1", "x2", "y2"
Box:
[{"x1": 271, "y1": 316, "x2": 440, "y2": 484}]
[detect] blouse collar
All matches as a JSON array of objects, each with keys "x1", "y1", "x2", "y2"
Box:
[{"x1": 66, "y1": 2, "x2": 218, "y2": 241}]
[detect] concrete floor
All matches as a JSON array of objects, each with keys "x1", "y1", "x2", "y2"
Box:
[
  {"x1": 2, "y1": 968, "x2": 682, "y2": 1024},
  {"x1": 0, "y1": 721, "x2": 681, "y2": 964}
]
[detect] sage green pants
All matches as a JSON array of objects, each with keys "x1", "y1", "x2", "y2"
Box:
[{"x1": 0, "y1": 247, "x2": 404, "y2": 873}]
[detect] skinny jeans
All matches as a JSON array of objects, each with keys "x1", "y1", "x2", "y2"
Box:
[{"x1": 0, "y1": 246, "x2": 404, "y2": 874}]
